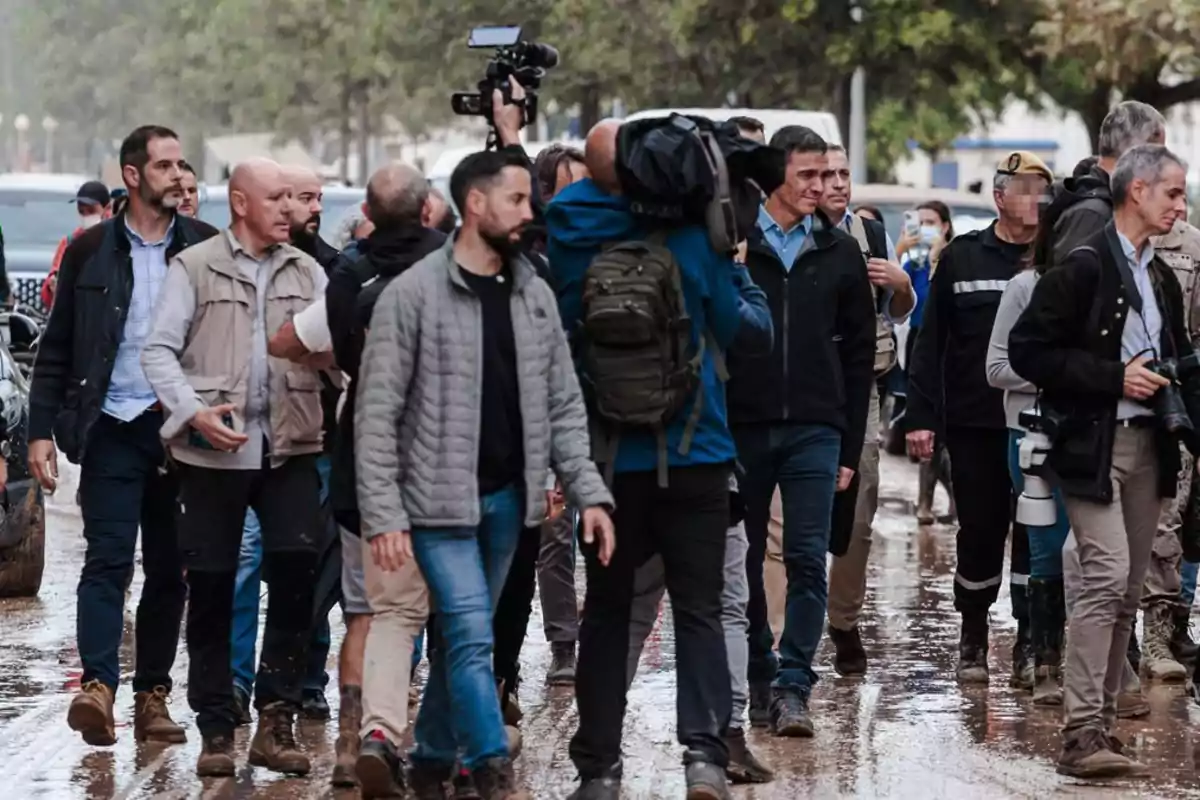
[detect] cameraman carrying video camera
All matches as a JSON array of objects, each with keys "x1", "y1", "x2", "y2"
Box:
[{"x1": 1009, "y1": 144, "x2": 1200, "y2": 779}]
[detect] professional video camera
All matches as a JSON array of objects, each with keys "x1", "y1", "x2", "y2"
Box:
[
  {"x1": 1142, "y1": 352, "x2": 1200, "y2": 447},
  {"x1": 1015, "y1": 408, "x2": 1061, "y2": 527},
  {"x1": 451, "y1": 25, "x2": 559, "y2": 147}
]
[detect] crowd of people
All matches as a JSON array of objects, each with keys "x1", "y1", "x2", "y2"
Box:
[{"x1": 13, "y1": 84, "x2": 1200, "y2": 800}]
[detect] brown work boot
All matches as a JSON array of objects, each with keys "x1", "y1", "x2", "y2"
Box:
[
  {"x1": 1116, "y1": 688, "x2": 1151, "y2": 719},
  {"x1": 1056, "y1": 727, "x2": 1148, "y2": 778},
  {"x1": 332, "y1": 686, "x2": 363, "y2": 788},
  {"x1": 1142, "y1": 605, "x2": 1188, "y2": 683},
  {"x1": 196, "y1": 733, "x2": 237, "y2": 777},
  {"x1": 133, "y1": 686, "x2": 187, "y2": 744},
  {"x1": 67, "y1": 680, "x2": 116, "y2": 746},
  {"x1": 249, "y1": 702, "x2": 311, "y2": 775},
  {"x1": 472, "y1": 757, "x2": 531, "y2": 800}
]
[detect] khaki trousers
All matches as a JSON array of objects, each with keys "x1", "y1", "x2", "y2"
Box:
[
  {"x1": 359, "y1": 536, "x2": 430, "y2": 745},
  {"x1": 1062, "y1": 426, "x2": 1160, "y2": 733}
]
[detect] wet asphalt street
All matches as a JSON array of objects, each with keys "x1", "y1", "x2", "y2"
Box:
[{"x1": 5, "y1": 455, "x2": 1200, "y2": 798}]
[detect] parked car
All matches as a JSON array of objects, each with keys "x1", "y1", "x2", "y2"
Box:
[
  {"x1": 0, "y1": 311, "x2": 44, "y2": 597},
  {"x1": 0, "y1": 173, "x2": 93, "y2": 312},
  {"x1": 851, "y1": 184, "x2": 998, "y2": 243},
  {"x1": 197, "y1": 182, "x2": 365, "y2": 243}
]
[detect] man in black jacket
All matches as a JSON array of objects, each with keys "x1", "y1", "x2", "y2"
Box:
[
  {"x1": 27, "y1": 125, "x2": 218, "y2": 746},
  {"x1": 728, "y1": 125, "x2": 876, "y2": 738},
  {"x1": 906, "y1": 152, "x2": 1050, "y2": 686},
  {"x1": 1009, "y1": 144, "x2": 1193, "y2": 779}
]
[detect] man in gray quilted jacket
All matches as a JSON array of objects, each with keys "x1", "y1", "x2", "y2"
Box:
[{"x1": 354, "y1": 148, "x2": 615, "y2": 800}]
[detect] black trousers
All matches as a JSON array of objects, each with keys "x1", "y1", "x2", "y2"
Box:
[
  {"x1": 493, "y1": 524, "x2": 542, "y2": 704},
  {"x1": 945, "y1": 426, "x2": 1025, "y2": 619},
  {"x1": 177, "y1": 454, "x2": 321, "y2": 738},
  {"x1": 570, "y1": 464, "x2": 732, "y2": 777},
  {"x1": 77, "y1": 411, "x2": 184, "y2": 693}
]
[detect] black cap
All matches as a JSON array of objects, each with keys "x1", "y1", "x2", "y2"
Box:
[{"x1": 72, "y1": 180, "x2": 111, "y2": 208}]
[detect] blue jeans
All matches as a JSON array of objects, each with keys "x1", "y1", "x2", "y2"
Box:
[
  {"x1": 1006, "y1": 429, "x2": 1069, "y2": 579},
  {"x1": 1182, "y1": 561, "x2": 1199, "y2": 608},
  {"x1": 410, "y1": 485, "x2": 523, "y2": 769},
  {"x1": 737, "y1": 423, "x2": 841, "y2": 694},
  {"x1": 231, "y1": 455, "x2": 331, "y2": 696}
]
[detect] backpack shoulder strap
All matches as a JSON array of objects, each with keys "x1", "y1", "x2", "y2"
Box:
[{"x1": 848, "y1": 214, "x2": 871, "y2": 255}]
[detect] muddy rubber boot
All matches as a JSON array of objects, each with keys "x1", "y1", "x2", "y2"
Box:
[
  {"x1": 409, "y1": 760, "x2": 454, "y2": 800},
  {"x1": 957, "y1": 613, "x2": 990, "y2": 684},
  {"x1": 249, "y1": 702, "x2": 311, "y2": 775},
  {"x1": 723, "y1": 726, "x2": 774, "y2": 784},
  {"x1": 1171, "y1": 607, "x2": 1199, "y2": 664},
  {"x1": 1056, "y1": 727, "x2": 1148, "y2": 778},
  {"x1": 133, "y1": 686, "x2": 187, "y2": 744},
  {"x1": 1142, "y1": 604, "x2": 1188, "y2": 683},
  {"x1": 1029, "y1": 578, "x2": 1065, "y2": 706},
  {"x1": 828, "y1": 624, "x2": 868, "y2": 677},
  {"x1": 916, "y1": 461, "x2": 937, "y2": 525},
  {"x1": 684, "y1": 751, "x2": 733, "y2": 800},
  {"x1": 546, "y1": 642, "x2": 577, "y2": 686},
  {"x1": 67, "y1": 680, "x2": 117, "y2": 746},
  {"x1": 332, "y1": 685, "x2": 363, "y2": 787},
  {"x1": 471, "y1": 757, "x2": 531, "y2": 800},
  {"x1": 196, "y1": 733, "x2": 237, "y2": 777}
]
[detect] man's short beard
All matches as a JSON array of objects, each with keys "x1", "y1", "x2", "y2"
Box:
[{"x1": 481, "y1": 226, "x2": 525, "y2": 260}]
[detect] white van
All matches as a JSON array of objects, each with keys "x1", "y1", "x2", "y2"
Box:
[
  {"x1": 622, "y1": 107, "x2": 843, "y2": 145},
  {"x1": 426, "y1": 140, "x2": 584, "y2": 210}
]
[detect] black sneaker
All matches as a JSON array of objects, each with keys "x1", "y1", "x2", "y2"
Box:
[
  {"x1": 566, "y1": 764, "x2": 622, "y2": 800},
  {"x1": 747, "y1": 680, "x2": 771, "y2": 728},
  {"x1": 683, "y1": 751, "x2": 732, "y2": 800},
  {"x1": 452, "y1": 766, "x2": 479, "y2": 799},
  {"x1": 828, "y1": 625, "x2": 868, "y2": 676},
  {"x1": 769, "y1": 689, "x2": 814, "y2": 738},
  {"x1": 546, "y1": 642, "x2": 577, "y2": 686},
  {"x1": 1172, "y1": 608, "x2": 1199, "y2": 664},
  {"x1": 410, "y1": 760, "x2": 455, "y2": 800},
  {"x1": 723, "y1": 727, "x2": 774, "y2": 784},
  {"x1": 300, "y1": 689, "x2": 331, "y2": 721},
  {"x1": 356, "y1": 731, "x2": 405, "y2": 799},
  {"x1": 232, "y1": 684, "x2": 253, "y2": 727}
]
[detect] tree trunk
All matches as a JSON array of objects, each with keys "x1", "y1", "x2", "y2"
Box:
[
  {"x1": 356, "y1": 84, "x2": 370, "y2": 187},
  {"x1": 1080, "y1": 84, "x2": 1113, "y2": 156},
  {"x1": 0, "y1": 484, "x2": 45, "y2": 598},
  {"x1": 579, "y1": 81, "x2": 601, "y2": 138},
  {"x1": 831, "y1": 73, "x2": 853, "y2": 147},
  {"x1": 338, "y1": 78, "x2": 352, "y2": 185}
]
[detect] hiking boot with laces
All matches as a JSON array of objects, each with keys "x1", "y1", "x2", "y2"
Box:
[
  {"x1": 471, "y1": 758, "x2": 531, "y2": 800},
  {"x1": 409, "y1": 760, "x2": 454, "y2": 800},
  {"x1": 1056, "y1": 727, "x2": 1148, "y2": 778},
  {"x1": 134, "y1": 686, "x2": 187, "y2": 743},
  {"x1": 249, "y1": 702, "x2": 311, "y2": 775},
  {"x1": 546, "y1": 642, "x2": 577, "y2": 686},
  {"x1": 196, "y1": 733, "x2": 236, "y2": 777},
  {"x1": 356, "y1": 731, "x2": 405, "y2": 798},
  {"x1": 722, "y1": 727, "x2": 774, "y2": 784},
  {"x1": 769, "y1": 689, "x2": 814, "y2": 738},
  {"x1": 1142, "y1": 605, "x2": 1187, "y2": 682},
  {"x1": 828, "y1": 624, "x2": 868, "y2": 677},
  {"x1": 67, "y1": 680, "x2": 116, "y2": 746},
  {"x1": 684, "y1": 752, "x2": 733, "y2": 800}
]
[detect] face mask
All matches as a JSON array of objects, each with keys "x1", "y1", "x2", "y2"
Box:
[
  {"x1": 80, "y1": 214, "x2": 102, "y2": 229},
  {"x1": 919, "y1": 225, "x2": 940, "y2": 245}
]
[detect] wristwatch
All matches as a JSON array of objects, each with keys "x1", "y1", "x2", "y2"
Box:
[{"x1": 0, "y1": 440, "x2": 11, "y2": 460}]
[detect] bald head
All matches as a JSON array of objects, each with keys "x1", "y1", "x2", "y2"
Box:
[
  {"x1": 280, "y1": 164, "x2": 324, "y2": 243},
  {"x1": 229, "y1": 158, "x2": 291, "y2": 248},
  {"x1": 585, "y1": 119, "x2": 622, "y2": 194},
  {"x1": 365, "y1": 162, "x2": 429, "y2": 230}
]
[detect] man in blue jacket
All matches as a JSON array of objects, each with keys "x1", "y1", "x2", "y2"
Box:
[{"x1": 545, "y1": 119, "x2": 772, "y2": 800}]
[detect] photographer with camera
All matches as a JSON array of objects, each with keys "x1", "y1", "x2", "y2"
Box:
[{"x1": 1009, "y1": 144, "x2": 1198, "y2": 779}]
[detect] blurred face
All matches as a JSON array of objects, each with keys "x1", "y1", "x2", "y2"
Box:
[
  {"x1": 232, "y1": 166, "x2": 292, "y2": 245},
  {"x1": 995, "y1": 174, "x2": 1049, "y2": 228},
  {"x1": 469, "y1": 166, "x2": 534, "y2": 258},
  {"x1": 124, "y1": 136, "x2": 186, "y2": 211},
  {"x1": 918, "y1": 208, "x2": 949, "y2": 236},
  {"x1": 820, "y1": 149, "x2": 852, "y2": 218},
  {"x1": 553, "y1": 159, "x2": 589, "y2": 198},
  {"x1": 288, "y1": 175, "x2": 323, "y2": 239},
  {"x1": 773, "y1": 150, "x2": 827, "y2": 220},
  {"x1": 1132, "y1": 162, "x2": 1188, "y2": 236},
  {"x1": 178, "y1": 173, "x2": 199, "y2": 217},
  {"x1": 77, "y1": 200, "x2": 105, "y2": 227}
]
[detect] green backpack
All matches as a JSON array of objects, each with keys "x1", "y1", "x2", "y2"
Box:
[{"x1": 580, "y1": 230, "x2": 726, "y2": 487}]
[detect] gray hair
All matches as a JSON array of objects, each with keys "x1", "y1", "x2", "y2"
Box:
[
  {"x1": 993, "y1": 173, "x2": 1012, "y2": 193},
  {"x1": 1098, "y1": 101, "x2": 1167, "y2": 159},
  {"x1": 331, "y1": 209, "x2": 370, "y2": 250},
  {"x1": 1111, "y1": 144, "x2": 1186, "y2": 206}
]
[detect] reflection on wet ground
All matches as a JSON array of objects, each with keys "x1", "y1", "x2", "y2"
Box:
[{"x1": 4, "y1": 456, "x2": 1200, "y2": 798}]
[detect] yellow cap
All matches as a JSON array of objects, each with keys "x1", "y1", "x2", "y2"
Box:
[{"x1": 996, "y1": 150, "x2": 1052, "y2": 182}]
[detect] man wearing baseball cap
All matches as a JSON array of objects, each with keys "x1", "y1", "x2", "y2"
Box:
[
  {"x1": 41, "y1": 180, "x2": 114, "y2": 309},
  {"x1": 907, "y1": 150, "x2": 1051, "y2": 688}
]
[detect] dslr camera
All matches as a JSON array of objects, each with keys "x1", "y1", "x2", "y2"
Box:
[
  {"x1": 451, "y1": 26, "x2": 559, "y2": 143},
  {"x1": 1015, "y1": 408, "x2": 1061, "y2": 527},
  {"x1": 1142, "y1": 352, "x2": 1200, "y2": 449}
]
